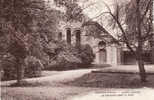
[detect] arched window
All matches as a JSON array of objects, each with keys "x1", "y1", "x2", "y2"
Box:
[
  {"x1": 58, "y1": 32, "x2": 62, "y2": 41},
  {"x1": 98, "y1": 41, "x2": 106, "y2": 64},
  {"x1": 66, "y1": 28, "x2": 71, "y2": 44},
  {"x1": 75, "y1": 29, "x2": 81, "y2": 47}
]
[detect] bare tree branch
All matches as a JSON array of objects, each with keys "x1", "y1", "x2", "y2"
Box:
[
  {"x1": 82, "y1": 0, "x2": 137, "y2": 55},
  {"x1": 140, "y1": 0, "x2": 152, "y2": 22},
  {"x1": 74, "y1": 2, "x2": 97, "y2": 15},
  {"x1": 90, "y1": 11, "x2": 110, "y2": 20},
  {"x1": 108, "y1": 12, "x2": 136, "y2": 55},
  {"x1": 82, "y1": 21, "x2": 119, "y2": 44}
]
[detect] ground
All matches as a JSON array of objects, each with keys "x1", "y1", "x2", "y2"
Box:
[
  {"x1": 1, "y1": 65, "x2": 154, "y2": 100},
  {"x1": 71, "y1": 88, "x2": 154, "y2": 100},
  {"x1": 1, "y1": 69, "x2": 98, "y2": 100}
]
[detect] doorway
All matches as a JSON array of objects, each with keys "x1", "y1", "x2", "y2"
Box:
[{"x1": 99, "y1": 49, "x2": 107, "y2": 64}]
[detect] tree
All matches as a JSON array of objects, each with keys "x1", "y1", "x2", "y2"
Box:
[
  {"x1": 82, "y1": 0, "x2": 153, "y2": 82},
  {"x1": 124, "y1": 0, "x2": 153, "y2": 82},
  {"x1": 0, "y1": 0, "x2": 59, "y2": 85},
  {"x1": 54, "y1": 0, "x2": 84, "y2": 22},
  {"x1": 0, "y1": 0, "x2": 38, "y2": 84}
]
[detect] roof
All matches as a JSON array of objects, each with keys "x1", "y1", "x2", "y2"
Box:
[{"x1": 82, "y1": 21, "x2": 119, "y2": 44}]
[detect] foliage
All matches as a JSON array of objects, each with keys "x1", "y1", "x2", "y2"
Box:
[
  {"x1": 0, "y1": 0, "x2": 42, "y2": 82},
  {"x1": 45, "y1": 41, "x2": 80, "y2": 70},
  {"x1": 1, "y1": 55, "x2": 44, "y2": 80},
  {"x1": 24, "y1": 56, "x2": 43, "y2": 78},
  {"x1": 0, "y1": 0, "x2": 61, "y2": 59},
  {"x1": 45, "y1": 41, "x2": 95, "y2": 70},
  {"x1": 1, "y1": 54, "x2": 17, "y2": 80},
  {"x1": 54, "y1": 0, "x2": 84, "y2": 22},
  {"x1": 77, "y1": 44, "x2": 95, "y2": 65},
  {"x1": 0, "y1": 0, "x2": 63, "y2": 83}
]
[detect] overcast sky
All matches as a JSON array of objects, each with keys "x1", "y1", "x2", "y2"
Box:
[
  {"x1": 78, "y1": 0, "x2": 120, "y2": 37},
  {"x1": 78, "y1": 0, "x2": 115, "y2": 19}
]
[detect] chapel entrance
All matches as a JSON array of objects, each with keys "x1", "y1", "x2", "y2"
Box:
[
  {"x1": 99, "y1": 49, "x2": 106, "y2": 64},
  {"x1": 98, "y1": 41, "x2": 106, "y2": 64}
]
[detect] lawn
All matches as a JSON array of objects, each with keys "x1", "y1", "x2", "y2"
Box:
[
  {"x1": 65, "y1": 65, "x2": 154, "y2": 88},
  {"x1": 66, "y1": 72, "x2": 154, "y2": 88},
  {"x1": 1, "y1": 86, "x2": 98, "y2": 100},
  {"x1": 1, "y1": 65, "x2": 154, "y2": 100},
  {"x1": 1, "y1": 69, "x2": 97, "y2": 100}
]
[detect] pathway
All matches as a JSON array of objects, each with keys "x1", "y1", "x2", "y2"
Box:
[{"x1": 1, "y1": 69, "x2": 96, "y2": 86}]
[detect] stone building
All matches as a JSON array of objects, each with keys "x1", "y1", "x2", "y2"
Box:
[
  {"x1": 57, "y1": 20, "x2": 154, "y2": 65},
  {"x1": 57, "y1": 20, "x2": 122, "y2": 66}
]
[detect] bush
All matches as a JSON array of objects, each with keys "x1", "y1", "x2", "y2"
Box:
[
  {"x1": 46, "y1": 49, "x2": 81, "y2": 70},
  {"x1": 1, "y1": 55, "x2": 43, "y2": 81},
  {"x1": 77, "y1": 44, "x2": 95, "y2": 66},
  {"x1": 46, "y1": 42, "x2": 95, "y2": 70},
  {"x1": 1, "y1": 55, "x2": 17, "y2": 80},
  {"x1": 24, "y1": 56, "x2": 44, "y2": 78}
]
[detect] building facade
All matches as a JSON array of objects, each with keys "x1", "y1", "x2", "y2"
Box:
[{"x1": 58, "y1": 21, "x2": 154, "y2": 65}]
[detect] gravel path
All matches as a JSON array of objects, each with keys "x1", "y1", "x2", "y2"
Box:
[{"x1": 1, "y1": 69, "x2": 96, "y2": 86}]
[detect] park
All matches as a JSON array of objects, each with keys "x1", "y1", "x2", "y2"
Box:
[{"x1": 0, "y1": 0, "x2": 154, "y2": 100}]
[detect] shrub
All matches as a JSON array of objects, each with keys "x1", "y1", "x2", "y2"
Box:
[
  {"x1": 46, "y1": 42, "x2": 95, "y2": 70},
  {"x1": 1, "y1": 55, "x2": 17, "y2": 80},
  {"x1": 77, "y1": 44, "x2": 95, "y2": 66},
  {"x1": 1, "y1": 55, "x2": 43, "y2": 81},
  {"x1": 46, "y1": 49, "x2": 81, "y2": 70},
  {"x1": 24, "y1": 56, "x2": 44, "y2": 78}
]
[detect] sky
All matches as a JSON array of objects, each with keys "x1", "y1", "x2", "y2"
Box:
[
  {"x1": 78, "y1": 0, "x2": 115, "y2": 19},
  {"x1": 77, "y1": 0, "x2": 119, "y2": 37},
  {"x1": 77, "y1": 0, "x2": 131, "y2": 38},
  {"x1": 45, "y1": 0, "x2": 116, "y2": 18}
]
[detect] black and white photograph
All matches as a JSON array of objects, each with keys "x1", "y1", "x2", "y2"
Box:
[{"x1": 0, "y1": 0, "x2": 154, "y2": 100}]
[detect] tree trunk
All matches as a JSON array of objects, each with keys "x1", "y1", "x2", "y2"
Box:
[
  {"x1": 137, "y1": 46, "x2": 147, "y2": 82},
  {"x1": 16, "y1": 58, "x2": 25, "y2": 85},
  {"x1": 136, "y1": 0, "x2": 147, "y2": 82},
  {"x1": 137, "y1": 58, "x2": 147, "y2": 82}
]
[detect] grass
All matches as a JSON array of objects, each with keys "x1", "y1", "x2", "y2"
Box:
[
  {"x1": 64, "y1": 65, "x2": 154, "y2": 88},
  {"x1": 2, "y1": 65, "x2": 154, "y2": 100},
  {"x1": 65, "y1": 72, "x2": 154, "y2": 88},
  {"x1": 9, "y1": 80, "x2": 47, "y2": 87},
  {"x1": 1, "y1": 70, "x2": 97, "y2": 100},
  {"x1": 1, "y1": 86, "x2": 97, "y2": 100}
]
